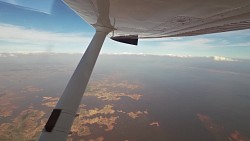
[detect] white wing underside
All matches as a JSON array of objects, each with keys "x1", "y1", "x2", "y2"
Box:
[{"x1": 64, "y1": 0, "x2": 250, "y2": 38}]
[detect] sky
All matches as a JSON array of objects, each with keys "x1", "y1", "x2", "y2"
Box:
[{"x1": 0, "y1": 0, "x2": 250, "y2": 59}]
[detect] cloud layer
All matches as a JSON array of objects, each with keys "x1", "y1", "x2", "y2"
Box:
[
  {"x1": 0, "y1": 23, "x2": 91, "y2": 53},
  {"x1": 0, "y1": 23, "x2": 250, "y2": 59},
  {"x1": 0, "y1": 23, "x2": 89, "y2": 43}
]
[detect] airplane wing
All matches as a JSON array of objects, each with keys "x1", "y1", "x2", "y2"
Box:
[
  {"x1": 64, "y1": 0, "x2": 250, "y2": 40},
  {"x1": 39, "y1": 0, "x2": 250, "y2": 141}
]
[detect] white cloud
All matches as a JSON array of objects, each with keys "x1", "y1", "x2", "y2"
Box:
[
  {"x1": 0, "y1": 52, "x2": 244, "y2": 63},
  {"x1": 212, "y1": 56, "x2": 238, "y2": 62},
  {"x1": 0, "y1": 23, "x2": 90, "y2": 44},
  {"x1": 163, "y1": 54, "x2": 192, "y2": 58},
  {"x1": 101, "y1": 52, "x2": 241, "y2": 61},
  {"x1": 0, "y1": 53, "x2": 16, "y2": 57},
  {"x1": 101, "y1": 52, "x2": 147, "y2": 56},
  {"x1": 159, "y1": 38, "x2": 214, "y2": 48},
  {"x1": 102, "y1": 52, "x2": 199, "y2": 58},
  {"x1": 140, "y1": 37, "x2": 183, "y2": 42},
  {"x1": 0, "y1": 23, "x2": 92, "y2": 53}
]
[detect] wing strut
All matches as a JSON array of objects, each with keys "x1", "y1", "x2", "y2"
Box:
[{"x1": 39, "y1": 27, "x2": 111, "y2": 141}]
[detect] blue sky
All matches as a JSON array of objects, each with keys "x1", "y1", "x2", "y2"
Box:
[{"x1": 0, "y1": 0, "x2": 250, "y2": 59}]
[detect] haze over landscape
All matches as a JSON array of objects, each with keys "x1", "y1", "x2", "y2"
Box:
[
  {"x1": 1, "y1": 0, "x2": 250, "y2": 141},
  {"x1": 0, "y1": 53, "x2": 250, "y2": 141}
]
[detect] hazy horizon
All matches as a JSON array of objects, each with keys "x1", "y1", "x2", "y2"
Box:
[{"x1": 1, "y1": 53, "x2": 250, "y2": 141}]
